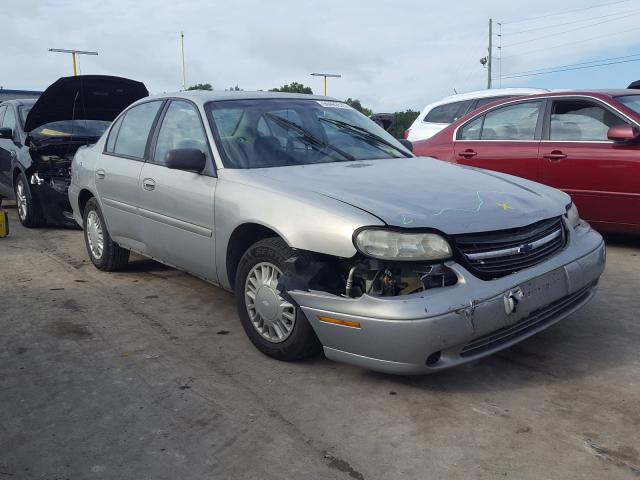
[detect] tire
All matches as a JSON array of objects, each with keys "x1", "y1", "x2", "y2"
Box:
[
  {"x1": 235, "y1": 237, "x2": 321, "y2": 361},
  {"x1": 14, "y1": 172, "x2": 45, "y2": 228},
  {"x1": 83, "y1": 197, "x2": 130, "y2": 271}
]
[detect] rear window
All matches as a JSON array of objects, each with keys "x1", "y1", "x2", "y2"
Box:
[
  {"x1": 616, "y1": 95, "x2": 640, "y2": 116},
  {"x1": 423, "y1": 100, "x2": 472, "y2": 123}
]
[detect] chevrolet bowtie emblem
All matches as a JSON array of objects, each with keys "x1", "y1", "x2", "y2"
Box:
[{"x1": 497, "y1": 201, "x2": 512, "y2": 211}]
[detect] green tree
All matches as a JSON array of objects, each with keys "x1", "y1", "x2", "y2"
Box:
[
  {"x1": 226, "y1": 85, "x2": 243, "y2": 91},
  {"x1": 269, "y1": 82, "x2": 313, "y2": 94},
  {"x1": 186, "y1": 83, "x2": 213, "y2": 91},
  {"x1": 389, "y1": 110, "x2": 420, "y2": 139},
  {"x1": 344, "y1": 98, "x2": 373, "y2": 117}
]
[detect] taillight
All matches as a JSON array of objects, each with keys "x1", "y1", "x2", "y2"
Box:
[{"x1": 403, "y1": 128, "x2": 410, "y2": 139}]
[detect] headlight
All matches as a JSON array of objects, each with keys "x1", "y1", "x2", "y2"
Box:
[
  {"x1": 355, "y1": 229, "x2": 452, "y2": 261},
  {"x1": 565, "y1": 203, "x2": 580, "y2": 229}
]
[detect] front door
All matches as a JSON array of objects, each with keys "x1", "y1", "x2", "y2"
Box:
[
  {"x1": 453, "y1": 100, "x2": 544, "y2": 182},
  {"x1": 540, "y1": 98, "x2": 640, "y2": 230},
  {"x1": 0, "y1": 105, "x2": 17, "y2": 197},
  {"x1": 95, "y1": 100, "x2": 164, "y2": 249},
  {"x1": 137, "y1": 100, "x2": 217, "y2": 282}
]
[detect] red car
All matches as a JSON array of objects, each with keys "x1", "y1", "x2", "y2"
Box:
[{"x1": 412, "y1": 90, "x2": 640, "y2": 234}]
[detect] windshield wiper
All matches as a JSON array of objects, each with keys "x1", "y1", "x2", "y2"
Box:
[
  {"x1": 264, "y1": 113, "x2": 355, "y2": 162},
  {"x1": 318, "y1": 117, "x2": 412, "y2": 158}
]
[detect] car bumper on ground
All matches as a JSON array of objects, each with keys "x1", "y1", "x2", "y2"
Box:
[{"x1": 289, "y1": 224, "x2": 605, "y2": 374}]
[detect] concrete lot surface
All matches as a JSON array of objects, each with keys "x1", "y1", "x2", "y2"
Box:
[{"x1": 1, "y1": 204, "x2": 639, "y2": 479}]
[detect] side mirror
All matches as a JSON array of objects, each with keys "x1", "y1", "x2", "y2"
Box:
[
  {"x1": 165, "y1": 148, "x2": 206, "y2": 172},
  {"x1": 0, "y1": 127, "x2": 13, "y2": 140},
  {"x1": 398, "y1": 138, "x2": 413, "y2": 153},
  {"x1": 607, "y1": 124, "x2": 639, "y2": 143}
]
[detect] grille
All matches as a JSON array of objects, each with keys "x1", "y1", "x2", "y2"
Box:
[
  {"x1": 454, "y1": 217, "x2": 566, "y2": 279},
  {"x1": 460, "y1": 283, "x2": 594, "y2": 358}
]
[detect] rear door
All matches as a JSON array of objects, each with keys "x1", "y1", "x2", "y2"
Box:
[
  {"x1": 96, "y1": 100, "x2": 164, "y2": 250},
  {"x1": 137, "y1": 99, "x2": 217, "y2": 282},
  {"x1": 539, "y1": 97, "x2": 640, "y2": 230},
  {"x1": 453, "y1": 100, "x2": 544, "y2": 181}
]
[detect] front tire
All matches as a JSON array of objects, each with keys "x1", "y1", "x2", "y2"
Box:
[
  {"x1": 235, "y1": 237, "x2": 320, "y2": 361},
  {"x1": 14, "y1": 172, "x2": 45, "y2": 228},
  {"x1": 83, "y1": 197, "x2": 130, "y2": 271}
]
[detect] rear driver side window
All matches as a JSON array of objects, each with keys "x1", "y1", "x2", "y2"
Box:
[
  {"x1": 111, "y1": 101, "x2": 162, "y2": 158},
  {"x1": 459, "y1": 102, "x2": 541, "y2": 141}
]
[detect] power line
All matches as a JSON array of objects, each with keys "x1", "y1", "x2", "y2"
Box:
[
  {"x1": 500, "y1": 56, "x2": 640, "y2": 79},
  {"x1": 501, "y1": 7, "x2": 640, "y2": 36},
  {"x1": 500, "y1": 25, "x2": 640, "y2": 59},
  {"x1": 502, "y1": 11, "x2": 640, "y2": 48},
  {"x1": 500, "y1": 0, "x2": 629, "y2": 25},
  {"x1": 501, "y1": 52, "x2": 640, "y2": 77}
]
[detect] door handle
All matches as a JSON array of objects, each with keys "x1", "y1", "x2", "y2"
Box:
[
  {"x1": 458, "y1": 149, "x2": 477, "y2": 158},
  {"x1": 142, "y1": 178, "x2": 156, "y2": 191},
  {"x1": 10, "y1": 151, "x2": 16, "y2": 159},
  {"x1": 543, "y1": 151, "x2": 567, "y2": 162},
  {"x1": 95, "y1": 169, "x2": 106, "y2": 179}
]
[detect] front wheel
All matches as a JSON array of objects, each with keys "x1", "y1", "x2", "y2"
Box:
[
  {"x1": 235, "y1": 237, "x2": 320, "y2": 361},
  {"x1": 14, "y1": 172, "x2": 45, "y2": 227},
  {"x1": 83, "y1": 197, "x2": 130, "y2": 271}
]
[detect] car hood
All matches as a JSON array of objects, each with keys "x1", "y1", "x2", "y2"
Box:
[
  {"x1": 24, "y1": 75, "x2": 149, "y2": 132},
  {"x1": 243, "y1": 157, "x2": 570, "y2": 234}
]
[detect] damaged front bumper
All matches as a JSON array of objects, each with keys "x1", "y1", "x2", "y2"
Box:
[
  {"x1": 31, "y1": 173, "x2": 76, "y2": 226},
  {"x1": 288, "y1": 225, "x2": 605, "y2": 374}
]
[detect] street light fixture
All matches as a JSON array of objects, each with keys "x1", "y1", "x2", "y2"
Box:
[
  {"x1": 49, "y1": 48, "x2": 98, "y2": 76},
  {"x1": 311, "y1": 73, "x2": 341, "y2": 96}
]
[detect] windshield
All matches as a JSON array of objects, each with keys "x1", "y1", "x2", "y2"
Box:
[
  {"x1": 616, "y1": 95, "x2": 640, "y2": 116},
  {"x1": 18, "y1": 105, "x2": 32, "y2": 128},
  {"x1": 205, "y1": 98, "x2": 412, "y2": 168},
  {"x1": 28, "y1": 119, "x2": 111, "y2": 138}
]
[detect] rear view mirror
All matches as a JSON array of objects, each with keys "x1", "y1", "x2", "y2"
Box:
[
  {"x1": 607, "y1": 124, "x2": 639, "y2": 142},
  {"x1": 398, "y1": 138, "x2": 413, "y2": 153},
  {"x1": 165, "y1": 148, "x2": 206, "y2": 172},
  {"x1": 0, "y1": 127, "x2": 13, "y2": 140}
]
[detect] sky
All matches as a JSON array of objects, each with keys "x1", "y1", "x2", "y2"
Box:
[{"x1": 2, "y1": 0, "x2": 640, "y2": 112}]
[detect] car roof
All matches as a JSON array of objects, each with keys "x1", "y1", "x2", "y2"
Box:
[
  {"x1": 0, "y1": 98, "x2": 37, "y2": 107},
  {"x1": 142, "y1": 90, "x2": 337, "y2": 105},
  {"x1": 434, "y1": 87, "x2": 552, "y2": 103}
]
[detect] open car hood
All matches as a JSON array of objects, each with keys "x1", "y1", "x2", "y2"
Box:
[{"x1": 24, "y1": 75, "x2": 148, "y2": 132}]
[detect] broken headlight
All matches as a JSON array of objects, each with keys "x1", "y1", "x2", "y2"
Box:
[
  {"x1": 355, "y1": 229, "x2": 452, "y2": 261},
  {"x1": 565, "y1": 203, "x2": 580, "y2": 229}
]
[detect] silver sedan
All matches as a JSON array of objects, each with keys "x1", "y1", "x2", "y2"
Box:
[{"x1": 68, "y1": 91, "x2": 605, "y2": 374}]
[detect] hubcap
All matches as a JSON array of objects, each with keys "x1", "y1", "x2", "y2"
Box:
[
  {"x1": 244, "y1": 262, "x2": 296, "y2": 343},
  {"x1": 86, "y1": 210, "x2": 104, "y2": 260},
  {"x1": 16, "y1": 180, "x2": 27, "y2": 221}
]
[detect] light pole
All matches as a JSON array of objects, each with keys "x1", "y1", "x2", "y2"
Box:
[
  {"x1": 311, "y1": 73, "x2": 341, "y2": 96},
  {"x1": 49, "y1": 48, "x2": 98, "y2": 76}
]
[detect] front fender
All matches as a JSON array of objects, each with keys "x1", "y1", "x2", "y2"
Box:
[{"x1": 214, "y1": 170, "x2": 384, "y2": 290}]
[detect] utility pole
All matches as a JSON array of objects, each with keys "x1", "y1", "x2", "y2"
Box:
[
  {"x1": 180, "y1": 32, "x2": 187, "y2": 91},
  {"x1": 487, "y1": 18, "x2": 493, "y2": 89},
  {"x1": 49, "y1": 48, "x2": 98, "y2": 76},
  {"x1": 310, "y1": 73, "x2": 341, "y2": 96}
]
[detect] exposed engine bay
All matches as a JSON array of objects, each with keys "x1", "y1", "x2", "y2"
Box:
[
  {"x1": 278, "y1": 253, "x2": 458, "y2": 300},
  {"x1": 28, "y1": 140, "x2": 86, "y2": 194}
]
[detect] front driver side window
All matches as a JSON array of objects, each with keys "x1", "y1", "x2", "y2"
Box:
[
  {"x1": 154, "y1": 100, "x2": 208, "y2": 165},
  {"x1": 550, "y1": 100, "x2": 628, "y2": 141}
]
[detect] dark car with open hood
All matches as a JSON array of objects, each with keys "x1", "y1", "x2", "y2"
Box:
[{"x1": 0, "y1": 75, "x2": 148, "y2": 227}]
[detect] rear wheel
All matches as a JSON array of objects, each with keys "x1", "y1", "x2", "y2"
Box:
[
  {"x1": 83, "y1": 197, "x2": 130, "y2": 271},
  {"x1": 235, "y1": 237, "x2": 320, "y2": 361},
  {"x1": 14, "y1": 172, "x2": 45, "y2": 228}
]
